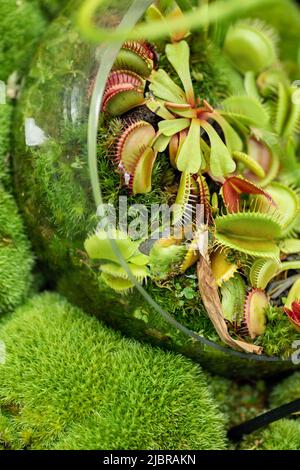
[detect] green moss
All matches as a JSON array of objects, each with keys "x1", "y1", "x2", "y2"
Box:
[
  {"x1": 0, "y1": 409, "x2": 21, "y2": 450},
  {"x1": 13, "y1": 16, "x2": 96, "y2": 268},
  {"x1": 0, "y1": 0, "x2": 47, "y2": 81},
  {"x1": 241, "y1": 419, "x2": 300, "y2": 450},
  {"x1": 32, "y1": 0, "x2": 70, "y2": 18},
  {"x1": 0, "y1": 188, "x2": 33, "y2": 315},
  {"x1": 97, "y1": 121, "x2": 171, "y2": 209},
  {"x1": 0, "y1": 293, "x2": 227, "y2": 450},
  {"x1": 0, "y1": 102, "x2": 12, "y2": 189},
  {"x1": 209, "y1": 367, "x2": 300, "y2": 450},
  {"x1": 190, "y1": 36, "x2": 243, "y2": 105},
  {"x1": 207, "y1": 375, "x2": 267, "y2": 429},
  {"x1": 207, "y1": 375, "x2": 300, "y2": 450},
  {"x1": 255, "y1": 306, "x2": 300, "y2": 358},
  {"x1": 31, "y1": 139, "x2": 95, "y2": 239},
  {"x1": 145, "y1": 274, "x2": 219, "y2": 343},
  {"x1": 270, "y1": 371, "x2": 300, "y2": 408}
]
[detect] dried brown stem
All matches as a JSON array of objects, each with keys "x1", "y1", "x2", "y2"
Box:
[{"x1": 197, "y1": 257, "x2": 262, "y2": 355}]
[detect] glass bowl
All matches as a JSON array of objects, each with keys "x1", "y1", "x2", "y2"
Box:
[{"x1": 13, "y1": 0, "x2": 300, "y2": 378}]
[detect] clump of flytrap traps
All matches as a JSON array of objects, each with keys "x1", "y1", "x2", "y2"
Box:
[{"x1": 85, "y1": 1, "x2": 300, "y2": 357}]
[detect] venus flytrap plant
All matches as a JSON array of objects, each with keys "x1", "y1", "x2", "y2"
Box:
[
  {"x1": 84, "y1": 230, "x2": 149, "y2": 293},
  {"x1": 146, "y1": 1, "x2": 190, "y2": 43},
  {"x1": 221, "y1": 274, "x2": 246, "y2": 326},
  {"x1": 284, "y1": 278, "x2": 300, "y2": 333},
  {"x1": 249, "y1": 258, "x2": 282, "y2": 290},
  {"x1": 214, "y1": 211, "x2": 282, "y2": 259},
  {"x1": 112, "y1": 120, "x2": 157, "y2": 194},
  {"x1": 221, "y1": 176, "x2": 274, "y2": 213},
  {"x1": 279, "y1": 239, "x2": 300, "y2": 255},
  {"x1": 148, "y1": 40, "x2": 243, "y2": 179},
  {"x1": 101, "y1": 69, "x2": 146, "y2": 116},
  {"x1": 102, "y1": 35, "x2": 277, "y2": 195},
  {"x1": 113, "y1": 41, "x2": 157, "y2": 78},
  {"x1": 148, "y1": 237, "x2": 197, "y2": 280},
  {"x1": 82, "y1": 6, "x2": 300, "y2": 354},
  {"x1": 244, "y1": 288, "x2": 268, "y2": 339},
  {"x1": 256, "y1": 182, "x2": 300, "y2": 237},
  {"x1": 223, "y1": 19, "x2": 278, "y2": 75},
  {"x1": 211, "y1": 249, "x2": 238, "y2": 287}
]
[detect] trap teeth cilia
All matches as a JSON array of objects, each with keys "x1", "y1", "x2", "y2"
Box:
[{"x1": 85, "y1": 2, "x2": 300, "y2": 357}]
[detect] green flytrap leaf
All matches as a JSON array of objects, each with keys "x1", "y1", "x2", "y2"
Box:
[
  {"x1": 165, "y1": 103, "x2": 196, "y2": 118},
  {"x1": 105, "y1": 89, "x2": 145, "y2": 116},
  {"x1": 245, "y1": 137, "x2": 280, "y2": 187},
  {"x1": 233, "y1": 151, "x2": 265, "y2": 179},
  {"x1": 114, "y1": 48, "x2": 153, "y2": 78},
  {"x1": 158, "y1": 118, "x2": 190, "y2": 137},
  {"x1": 85, "y1": 230, "x2": 149, "y2": 293},
  {"x1": 100, "y1": 273, "x2": 135, "y2": 292},
  {"x1": 173, "y1": 171, "x2": 192, "y2": 225},
  {"x1": 153, "y1": 134, "x2": 171, "y2": 152},
  {"x1": 85, "y1": 230, "x2": 140, "y2": 263},
  {"x1": 274, "y1": 82, "x2": 289, "y2": 135},
  {"x1": 146, "y1": 98, "x2": 175, "y2": 120},
  {"x1": 149, "y1": 69, "x2": 186, "y2": 104},
  {"x1": 176, "y1": 119, "x2": 202, "y2": 174},
  {"x1": 200, "y1": 121, "x2": 236, "y2": 178},
  {"x1": 149, "y1": 239, "x2": 187, "y2": 280},
  {"x1": 257, "y1": 182, "x2": 300, "y2": 236},
  {"x1": 166, "y1": 41, "x2": 195, "y2": 105},
  {"x1": 279, "y1": 239, "x2": 300, "y2": 255},
  {"x1": 101, "y1": 263, "x2": 148, "y2": 283},
  {"x1": 244, "y1": 71, "x2": 261, "y2": 100},
  {"x1": 245, "y1": 289, "x2": 268, "y2": 339},
  {"x1": 211, "y1": 113, "x2": 243, "y2": 153},
  {"x1": 132, "y1": 147, "x2": 158, "y2": 195},
  {"x1": 282, "y1": 97, "x2": 300, "y2": 139}
]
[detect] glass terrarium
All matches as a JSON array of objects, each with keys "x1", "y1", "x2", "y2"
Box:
[{"x1": 13, "y1": 0, "x2": 300, "y2": 378}]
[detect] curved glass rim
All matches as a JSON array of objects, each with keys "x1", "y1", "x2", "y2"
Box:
[{"x1": 87, "y1": 0, "x2": 293, "y2": 364}]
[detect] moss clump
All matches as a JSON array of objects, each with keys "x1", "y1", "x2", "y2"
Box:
[
  {"x1": 0, "y1": 188, "x2": 33, "y2": 315},
  {"x1": 31, "y1": 0, "x2": 70, "y2": 18},
  {"x1": 209, "y1": 371, "x2": 300, "y2": 450},
  {"x1": 260, "y1": 420, "x2": 300, "y2": 450},
  {"x1": 241, "y1": 419, "x2": 300, "y2": 450},
  {"x1": 0, "y1": 293, "x2": 227, "y2": 450},
  {"x1": 255, "y1": 306, "x2": 300, "y2": 358},
  {"x1": 145, "y1": 274, "x2": 219, "y2": 343},
  {"x1": 0, "y1": 102, "x2": 12, "y2": 189},
  {"x1": 0, "y1": 409, "x2": 21, "y2": 451},
  {"x1": 269, "y1": 371, "x2": 300, "y2": 408},
  {"x1": 0, "y1": 0, "x2": 47, "y2": 81},
  {"x1": 207, "y1": 375, "x2": 267, "y2": 428}
]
